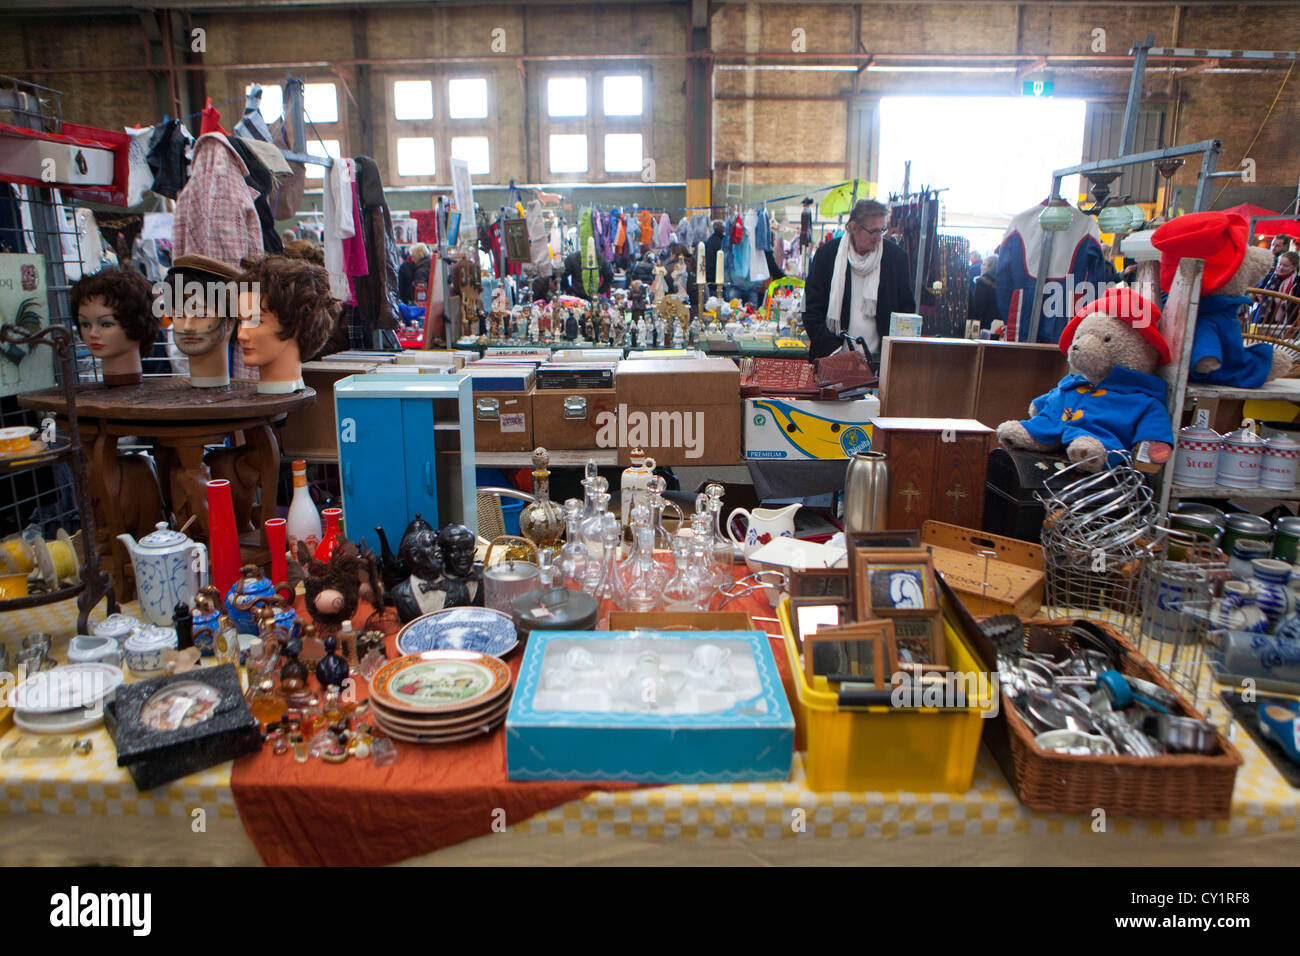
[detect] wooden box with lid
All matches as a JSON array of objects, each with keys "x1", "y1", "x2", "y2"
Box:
[{"x1": 870, "y1": 418, "x2": 996, "y2": 530}]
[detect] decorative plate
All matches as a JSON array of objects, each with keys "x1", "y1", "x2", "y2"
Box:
[
  {"x1": 14, "y1": 708, "x2": 104, "y2": 735},
  {"x1": 395, "y1": 606, "x2": 519, "y2": 658},
  {"x1": 370, "y1": 650, "x2": 512, "y2": 715},
  {"x1": 11, "y1": 663, "x2": 124, "y2": 714},
  {"x1": 368, "y1": 694, "x2": 512, "y2": 731},
  {"x1": 373, "y1": 710, "x2": 507, "y2": 744}
]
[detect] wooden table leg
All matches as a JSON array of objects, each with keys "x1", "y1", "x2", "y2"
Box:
[
  {"x1": 87, "y1": 427, "x2": 129, "y2": 601},
  {"x1": 243, "y1": 422, "x2": 282, "y2": 530}
]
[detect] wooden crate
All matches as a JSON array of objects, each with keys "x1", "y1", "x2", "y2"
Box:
[{"x1": 921, "y1": 520, "x2": 1044, "y2": 617}]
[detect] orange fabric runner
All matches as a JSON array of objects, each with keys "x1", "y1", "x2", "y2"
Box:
[{"x1": 231, "y1": 576, "x2": 787, "y2": 866}]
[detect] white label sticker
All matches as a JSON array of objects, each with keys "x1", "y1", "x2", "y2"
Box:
[
  {"x1": 500, "y1": 413, "x2": 526, "y2": 434},
  {"x1": 1193, "y1": 408, "x2": 1210, "y2": 428}
]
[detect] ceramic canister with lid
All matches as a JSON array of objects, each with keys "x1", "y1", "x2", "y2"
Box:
[
  {"x1": 1261, "y1": 432, "x2": 1300, "y2": 492},
  {"x1": 1172, "y1": 424, "x2": 1222, "y2": 488},
  {"x1": 1221, "y1": 513, "x2": 1274, "y2": 557},
  {"x1": 1274, "y1": 516, "x2": 1300, "y2": 563},
  {"x1": 1217, "y1": 425, "x2": 1266, "y2": 489},
  {"x1": 1229, "y1": 538, "x2": 1273, "y2": 580}
]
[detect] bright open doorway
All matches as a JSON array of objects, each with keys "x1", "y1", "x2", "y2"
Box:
[{"x1": 876, "y1": 95, "x2": 1088, "y2": 256}]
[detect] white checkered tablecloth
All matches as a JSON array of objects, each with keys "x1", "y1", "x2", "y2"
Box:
[{"x1": 2, "y1": 598, "x2": 1298, "y2": 853}]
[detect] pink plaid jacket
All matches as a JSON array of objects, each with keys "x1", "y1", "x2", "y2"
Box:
[{"x1": 172, "y1": 133, "x2": 263, "y2": 268}]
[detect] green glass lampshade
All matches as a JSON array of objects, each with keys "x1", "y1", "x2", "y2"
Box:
[
  {"x1": 1038, "y1": 202, "x2": 1074, "y2": 232},
  {"x1": 1127, "y1": 204, "x2": 1148, "y2": 231},
  {"x1": 1097, "y1": 205, "x2": 1132, "y2": 234}
]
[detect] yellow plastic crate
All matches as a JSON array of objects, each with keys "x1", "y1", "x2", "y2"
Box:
[{"x1": 777, "y1": 596, "x2": 990, "y2": 793}]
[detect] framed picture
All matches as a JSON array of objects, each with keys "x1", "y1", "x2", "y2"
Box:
[
  {"x1": 851, "y1": 548, "x2": 937, "y2": 621},
  {"x1": 789, "y1": 568, "x2": 851, "y2": 599},
  {"x1": 788, "y1": 596, "x2": 853, "y2": 649},
  {"x1": 446, "y1": 210, "x2": 462, "y2": 246},
  {"x1": 805, "y1": 619, "x2": 893, "y2": 688},
  {"x1": 502, "y1": 217, "x2": 530, "y2": 265},
  {"x1": 885, "y1": 626, "x2": 949, "y2": 679}
]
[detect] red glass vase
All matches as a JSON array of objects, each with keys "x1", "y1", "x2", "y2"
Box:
[
  {"x1": 206, "y1": 479, "x2": 242, "y2": 599},
  {"x1": 264, "y1": 517, "x2": 291, "y2": 601},
  {"x1": 314, "y1": 508, "x2": 343, "y2": 562}
]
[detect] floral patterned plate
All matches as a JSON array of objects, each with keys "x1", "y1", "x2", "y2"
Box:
[
  {"x1": 369, "y1": 650, "x2": 512, "y2": 715},
  {"x1": 395, "y1": 606, "x2": 519, "y2": 659}
]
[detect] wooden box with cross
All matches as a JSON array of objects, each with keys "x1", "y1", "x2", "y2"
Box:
[{"x1": 870, "y1": 418, "x2": 995, "y2": 530}]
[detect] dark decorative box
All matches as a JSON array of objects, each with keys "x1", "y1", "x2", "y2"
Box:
[{"x1": 104, "y1": 664, "x2": 262, "y2": 791}]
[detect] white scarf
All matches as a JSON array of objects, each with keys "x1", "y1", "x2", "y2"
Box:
[{"x1": 826, "y1": 235, "x2": 882, "y2": 335}]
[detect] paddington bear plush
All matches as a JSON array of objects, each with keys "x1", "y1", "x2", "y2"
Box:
[
  {"x1": 997, "y1": 287, "x2": 1174, "y2": 471},
  {"x1": 1151, "y1": 211, "x2": 1290, "y2": 388}
]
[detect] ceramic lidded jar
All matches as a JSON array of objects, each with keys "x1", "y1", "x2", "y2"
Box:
[
  {"x1": 1172, "y1": 425, "x2": 1222, "y2": 489},
  {"x1": 225, "y1": 564, "x2": 276, "y2": 635},
  {"x1": 1261, "y1": 433, "x2": 1300, "y2": 493},
  {"x1": 1217, "y1": 425, "x2": 1266, "y2": 489}
]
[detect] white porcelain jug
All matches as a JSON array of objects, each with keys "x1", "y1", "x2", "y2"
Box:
[
  {"x1": 117, "y1": 522, "x2": 207, "y2": 626},
  {"x1": 726, "y1": 503, "x2": 802, "y2": 560}
]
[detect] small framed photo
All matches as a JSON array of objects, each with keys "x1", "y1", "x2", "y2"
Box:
[
  {"x1": 805, "y1": 619, "x2": 893, "y2": 687},
  {"x1": 852, "y1": 549, "x2": 938, "y2": 621},
  {"x1": 788, "y1": 568, "x2": 851, "y2": 599},
  {"x1": 885, "y1": 627, "x2": 949, "y2": 681},
  {"x1": 788, "y1": 596, "x2": 853, "y2": 649}
]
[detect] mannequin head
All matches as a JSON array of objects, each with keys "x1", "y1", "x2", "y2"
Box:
[
  {"x1": 71, "y1": 269, "x2": 157, "y2": 385},
  {"x1": 236, "y1": 256, "x2": 339, "y2": 394},
  {"x1": 164, "y1": 255, "x2": 242, "y2": 388}
]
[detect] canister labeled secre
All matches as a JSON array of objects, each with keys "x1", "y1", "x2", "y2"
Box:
[
  {"x1": 1260, "y1": 433, "x2": 1300, "y2": 492},
  {"x1": 1172, "y1": 425, "x2": 1221, "y2": 488},
  {"x1": 1217, "y1": 425, "x2": 1266, "y2": 489}
]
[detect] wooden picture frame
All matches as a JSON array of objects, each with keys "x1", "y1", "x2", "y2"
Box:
[
  {"x1": 885, "y1": 630, "x2": 949, "y2": 681},
  {"x1": 847, "y1": 536, "x2": 922, "y2": 616},
  {"x1": 788, "y1": 567, "x2": 851, "y2": 600},
  {"x1": 502, "y1": 218, "x2": 530, "y2": 265},
  {"x1": 788, "y1": 596, "x2": 854, "y2": 649},
  {"x1": 850, "y1": 548, "x2": 936, "y2": 620},
  {"x1": 805, "y1": 619, "x2": 893, "y2": 687},
  {"x1": 852, "y1": 549, "x2": 946, "y2": 665}
]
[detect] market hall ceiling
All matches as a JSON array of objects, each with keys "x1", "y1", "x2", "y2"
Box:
[{"x1": 5, "y1": 0, "x2": 1300, "y2": 11}]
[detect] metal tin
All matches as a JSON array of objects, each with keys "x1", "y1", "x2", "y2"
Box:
[
  {"x1": 1172, "y1": 425, "x2": 1221, "y2": 488},
  {"x1": 1275, "y1": 516, "x2": 1300, "y2": 563},
  {"x1": 484, "y1": 558, "x2": 540, "y2": 614},
  {"x1": 1167, "y1": 513, "x2": 1220, "y2": 547},
  {"x1": 1217, "y1": 426, "x2": 1265, "y2": 489},
  {"x1": 1221, "y1": 513, "x2": 1274, "y2": 556},
  {"x1": 1261, "y1": 433, "x2": 1300, "y2": 492},
  {"x1": 1173, "y1": 501, "x2": 1226, "y2": 530},
  {"x1": 510, "y1": 587, "x2": 599, "y2": 641}
]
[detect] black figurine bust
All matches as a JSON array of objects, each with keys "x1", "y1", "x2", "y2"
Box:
[
  {"x1": 315, "y1": 635, "x2": 349, "y2": 689},
  {"x1": 563, "y1": 309, "x2": 578, "y2": 342},
  {"x1": 391, "y1": 528, "x2": 445, "y2": 624},
  {"x1": 437, "y1": 523, "x2": 484, "y2": 608}
]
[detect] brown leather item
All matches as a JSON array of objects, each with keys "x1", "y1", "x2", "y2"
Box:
[
  {"x1": 870, "y1": 418, "x2": 995, "y2": 530},
  {"x1": 814, "y1": 350, "x2": 877, "y2": 394}
]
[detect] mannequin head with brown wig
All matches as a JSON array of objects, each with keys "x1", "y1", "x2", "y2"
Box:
[
  {"x1": 236, "y1": 256, "x2": 340, "y2": 394},
  {"x1": 70, "y1": 268, "x2": 158, "y2": 385}
]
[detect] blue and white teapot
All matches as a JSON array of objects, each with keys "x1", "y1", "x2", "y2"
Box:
[{"x1": 117, "y1": 522, "x2": 206, "y2": 627}]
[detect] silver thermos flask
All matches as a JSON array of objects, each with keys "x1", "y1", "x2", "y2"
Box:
[{"x1": 843, "y1": 450, "x2": 889, "y2": 533}]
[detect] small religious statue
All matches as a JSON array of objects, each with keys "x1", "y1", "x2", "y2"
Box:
[
  {"x1": 653, "y1": 313, "x2": 666, "y2": 349},
  {"x1": 672, "y1": 320, "x2": 684, "y2": 349},
  {"x1": 580, "y1": 308, "x2": 594, "y2": 343},
  {"x1": 452, "y1": 256, "x2": 482, "y2": 318},
  {"x1": 488, "y1": 311, "x2": 502, "y2": 341},
  {"x1": 538, "y1": 305, "x2": 553, "y2": 343},
  {"x1": 688, "y1": 315, "x2": 702, "y2": 347},
  {"x1": 527, "y1": 308, "x2": 540, "y2": 343},
  {"x1": 649, "y1": 263, "x2": 668, "y2": 304},
  {"x1": 491, "y1": 285, "x2": 510, "y2": 316},
  {"x1": 629, "y1": 281, "x2": 647, "y2": 328},
  {"x1": 637, "y1": 314, "x2": 652, "y2": 349},
  {"x1": 611, "y1": 309, "x2": 625, "y2": 347},
  {"x1": 71, "y1": 268, "x2": 160, "y2": 387},
  {"x1": 563, "y1": 306, "x2": 579, "y2": 342},
  {"x1": 598, "y1": 306, "x2": 611, "y2": 345}
]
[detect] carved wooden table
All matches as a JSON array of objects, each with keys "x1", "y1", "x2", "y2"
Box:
[{"x1": 19, "y1": 379, "x2": 316, "y2": 598}]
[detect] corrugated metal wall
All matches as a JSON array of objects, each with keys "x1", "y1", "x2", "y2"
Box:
[{"x1": 1080, "y1": 104, "x2": 1167, "y2": 203}]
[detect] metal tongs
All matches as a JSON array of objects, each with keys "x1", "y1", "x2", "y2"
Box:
[{"x1": 716, "y1": 570, "x2": 787, "y2": 608}]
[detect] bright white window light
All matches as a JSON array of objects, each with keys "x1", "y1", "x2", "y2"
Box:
[
  {"x1": 396, "y1": 137, "x2": 436, "y2": 177},
  {"x1": 549, "y1": 134, "x2": 588, "y2": 173},
  {"x1": 303, "y1": 83, "x2": 339, "y2": 123},
  {"x1": 603, "y1": 75, "x2": 643, "y2": 116},
  {"x1": 451, "y1": 136, "x2": 490, "y2": 175},
  {"x1": 448, "y1": 78, "x2": 489, "y2": 119},
  {"x1": 548, "y1": 77, "x2": 588, "y2": 117},
  {"x1": 393, "y1": 80, "x2": 433, "y2": 120},
  {"x1": 245, "y1": 83, "x2": 283, "y2": 122},
  {"x1": 304, "y1": 139, "x2": 340, "y2": 180},
  {"x1": 604, "y1": 133, "x2": 643, "y2": 172}
]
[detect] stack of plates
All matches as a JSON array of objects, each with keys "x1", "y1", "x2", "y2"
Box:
[
  {"x1": 368, "y1": 650, "x2": 513, "y2": 744},
  {"x1": 10, "y1": 662, "x2": 125, "y2": 734}
]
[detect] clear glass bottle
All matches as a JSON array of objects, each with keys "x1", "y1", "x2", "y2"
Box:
[
  {"x1": 558, "y1": 498, "x2": 588, "y2": 590},
  {"x1": 685, "y1": 510, "x2": 717, "y2": 610},
  {"x1": 520, "y1": 448, "x2": 566, "y2": 549},
  {"x1": 581, "y1": 491, "x2": 613, "y2": 587},
  {"x1": 621, "y1": 524, "x2": 665, "y2": 612},
  {"x1": 620, "y1": 501, "x2": 668, "y2": 591},
  {"x1": 589, "y1": 513, "x2": 626, "y2": 609},
  {"x1": 705, "y1": 482, "x2": 734, "y2": 586},
  {"x1": 663, "y1": 536, "x2": 701, "y2": 611},
  {"x1": 537, "y1": 547, "x2": 559, "y2": 589}
]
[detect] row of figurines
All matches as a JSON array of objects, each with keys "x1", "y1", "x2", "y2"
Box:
[{"x1": 473, "y1": 301, "x2": 703, "y2": 349}]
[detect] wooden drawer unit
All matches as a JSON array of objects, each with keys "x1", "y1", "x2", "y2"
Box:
[{"x1": 871, "y1": 418, "x2": 995, "y2": 529}]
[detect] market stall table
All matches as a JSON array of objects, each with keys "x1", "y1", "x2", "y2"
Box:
[
  {"x1": 17, "y1": 379, "x2": 316, "y2": 597},
  {"x1": 2, "y1": 591, "x2": 1299, "y2": 866}
]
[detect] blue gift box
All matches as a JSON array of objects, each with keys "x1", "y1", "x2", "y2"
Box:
[{"x1": 505, "y1": 630, "x2": 794, "y2": 783}]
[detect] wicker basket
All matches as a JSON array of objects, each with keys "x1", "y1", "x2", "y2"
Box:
[{"x1": 985, "y1": 618, "x2": 1243, "y2": 819}]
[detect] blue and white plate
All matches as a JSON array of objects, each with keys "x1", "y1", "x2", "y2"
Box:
[{"x1": 395, "y1": 606, "x2": 519, "y2": 658}]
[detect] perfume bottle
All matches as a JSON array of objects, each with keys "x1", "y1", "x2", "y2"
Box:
[
  {"x1": 247, "y1": 679, "x2": 288, "y2": 730},
  {"x1": 558, "y1": 499, "x2": 589, "y2": 590},
  {"x1": 663, "y1": 536, "x2": 702, "y2": 611},
  {"x1": 519, "y1": 448, "x2": 566, "y2": 549},
  {"x1": 315, "y1": 635, "x2": 349, "y2": 689}
]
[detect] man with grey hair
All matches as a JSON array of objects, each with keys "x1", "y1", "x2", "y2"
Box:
[{"x1": 802, "y1": 198, "x2": 915, "y2": 362}]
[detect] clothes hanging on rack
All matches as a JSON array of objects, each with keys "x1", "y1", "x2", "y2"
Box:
[
  {"x1": 322, "y1": 158, "x2": 353, "y2": 301},
  {"x1": 124, "y1": 126, "x2": 156, "y2": 208},
  {"x1": 268, "y1": 118, "x2": 306, "y2": 220},
  {"x1": 636, "y1": 209, "x2": 653, "y2": 250},
  {"x1": 744, "y1": 209, "x2": 769, "y2": 283},
  {"x1": 145, "y1": 119, "x2": 191, "y2": 200},
  {"x1": 654, "y1": 212, "x2": 672, "y2": 249},
  {"x1": 525, "y1": 199, "x2": 551, "y2": 276},
  {"x1": 341, "y1": 164, "x2": 369, "y2": 305},
  {"x1": 172, "y1": 133, "x2": 263, "y2": 267},
  {"x1": 227, "y1": 136, "x2": 283, "y2": 256}
]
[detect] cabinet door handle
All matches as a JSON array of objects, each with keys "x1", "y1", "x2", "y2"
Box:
[
  {"x1": 425, "y1": 461, "x2": 435, "y2": 496},
  {"x1": 343, "y1": 462, "x2": 352, "y2": 493}
]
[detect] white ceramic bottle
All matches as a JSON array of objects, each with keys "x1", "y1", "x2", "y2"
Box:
[{"x1": 286, "y1": 459, "x2": 322, "y2": 554}]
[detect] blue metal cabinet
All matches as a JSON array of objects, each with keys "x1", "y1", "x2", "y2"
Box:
[{"x1": 333, "y1": 373, "x2": 476, "y2": 548}]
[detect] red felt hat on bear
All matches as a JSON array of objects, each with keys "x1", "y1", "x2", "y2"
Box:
[
  {"x1": 1150, "y1": 211, "x2": 1247, "y2": 293},
  {"x1": 1059, "y1": 287, "x2": 1170, "y2": 366}
]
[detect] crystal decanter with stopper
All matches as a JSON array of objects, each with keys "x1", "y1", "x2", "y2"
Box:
[
  {"x1": 519, "y1": 447, "x2": 565, "y2": 549},
  {"x1": 619, "y1": 501, "x2": 668, "y2": 591},
  {"x1": 580, "y1": 480, "x2": 611, "y2": 557},
  {"x1": 581, "y1": 491, "x2": 614, "y2": 589},
  {"x1": 620, "y1": 524, "x2": 665, "y2": 613},
  {"x1": 588, "y1": 513, "x2": 627, "y2": 611},
  {"x1": 684, "y1": 509, "x2": 718, "y2": 610},
  {"x1": 557, "y1": 498, "x2": 589, "y2": 590},
  {"x1": 662, "y1": 536, "x2": 702, "y2": 611},
  {"x1": 705, "y1": 482, "x2": 735, "y2": 586}
]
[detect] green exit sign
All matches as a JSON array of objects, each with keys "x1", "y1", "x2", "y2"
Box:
[{"x1": 1023, "y1": 79, "x2": 1054, "y2": 97}]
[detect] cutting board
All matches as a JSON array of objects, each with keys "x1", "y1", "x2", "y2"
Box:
[{"x1": 921, "y1": 520, "x2": 1044, "y2": 618}]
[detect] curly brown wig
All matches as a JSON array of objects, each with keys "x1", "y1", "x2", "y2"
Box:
[
  {"x1": 70, "y1": 268, "x2": 159, "y2": 358},
  {"x1": 238, "y1": 255, "x2": 341, "y2": 359},
  {"x1": 282, "y1": 238, "x2": 325, "y2": 266}
]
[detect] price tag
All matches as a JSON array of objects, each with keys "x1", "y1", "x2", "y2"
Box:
[
  {"x1": 1193, "y1": 408, "x2": 1210, "y2": 428},
  {"x1": 500, "y1": 412, "x2": 526, "y2": 434}
]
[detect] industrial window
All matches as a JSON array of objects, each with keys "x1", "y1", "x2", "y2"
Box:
[
  {"x1": 387, "y1": 75, "x2": 496, "y2": 183},
  {"x1": 243, "y1": 77, "x2": 345, "y2": 181},
  {"x1": 541, "y1": 70, "x2": 651, "y2": 181}
]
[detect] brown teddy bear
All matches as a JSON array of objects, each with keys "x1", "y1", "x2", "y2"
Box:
[
  {"x1": 1151, "y1": 211, "x2": 1290, "y2": 387},
  {"x1": 997, "y1": 287, "x2": 1175, "y2": 472}
]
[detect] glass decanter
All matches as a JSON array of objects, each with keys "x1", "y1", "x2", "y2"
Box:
[
  {"x1": 684, "y1": 511, "x2": 718, "y2": 610},
  {"x1": 620, "y1": 525, "x2": 664, "y2": 613},
  {"x1": 662, "y1": 536, "x2": 701, "y2": 612},
  {"x1": 644, "y1": 475, "x2": 682, "y2": 585},
  {"x1": 537, "y1": 547, "x2": 560, "y2": 589},
  {"x1": 705, "y1": 482, "x2": 735, "y2": 587},
  {"x1": 588, "y1": 513, "x2": 627, "y2": 609},
  {"x1": 558, "y1": 498, "x2": 589, "y2": 590},
  {"x1": 519, "y1": 447, "x2": 565, "y2": 549},
  {"x1": 580, "y1": 489, "x2": 612, "y2": 575}
]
